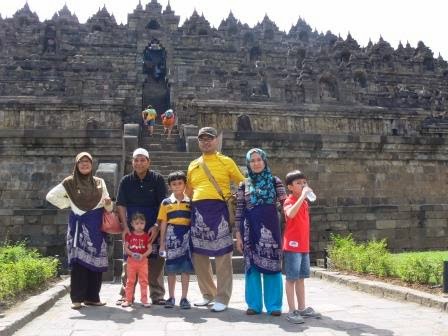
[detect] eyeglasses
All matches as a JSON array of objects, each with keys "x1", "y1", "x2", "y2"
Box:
[{"x1": 198, "y1": 137, "x2": 215, "y2": 143}]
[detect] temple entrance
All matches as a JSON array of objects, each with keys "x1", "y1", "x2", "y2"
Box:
[{"x1": 142, "y1": 38, "x2": 170, "y2": 114}]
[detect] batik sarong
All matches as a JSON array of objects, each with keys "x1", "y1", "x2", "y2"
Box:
[
  {"x1": 67, "y1": 207, "x2": 108, "y2": 272},
  {"x1": 165, "y1": 224, "x2": 192, "y2": 265},
  {"x1": 242, "y1": 204, "x2": 282, "y2": 274},
  {"x1": 191, "y1": 200, "x2": 233, "y2": 256}
]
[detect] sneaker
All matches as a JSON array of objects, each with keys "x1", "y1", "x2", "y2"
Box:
[
  {"x1": 286, "y1": 311, "x2": 305, "y2": 324},
  {"x1": 180, "y1": 298, "x2": 191, "y2": 310},
  {"x1": 211, "y1": 302, "x2": 227, "y2": 312},
  {"x1": 165, "y1": 297, "x2": 175, "y2": 308},
  {"x1": 194, "y1": 298, "x2": 214, "y2": 307},
  {"x1": 298, "y1": 307, "x2": 321, "y2": 318}
]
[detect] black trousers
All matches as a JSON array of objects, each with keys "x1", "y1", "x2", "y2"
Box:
[{"x1": 70, "y1": 262, "x2": 102, "y2": 303}]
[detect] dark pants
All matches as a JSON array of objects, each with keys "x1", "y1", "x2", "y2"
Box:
[
  {"x1": 70, "y1": 263, "x2": 102, "y2": 303},
  {"x1": 119, "y1": 255, "x2": 166, "y2": 302}
]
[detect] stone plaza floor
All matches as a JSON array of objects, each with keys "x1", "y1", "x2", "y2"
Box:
[{"x1": 11, "y1": 275, "x2": 448, "y2": 336}]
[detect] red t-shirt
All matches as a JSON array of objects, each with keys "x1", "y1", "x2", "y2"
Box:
[
  {"x1": 125, "y1": 232, "x2": 150, "y2": 254},
  {"x1": 282, "y1": 194, "x2": 310, "y2": 253}
]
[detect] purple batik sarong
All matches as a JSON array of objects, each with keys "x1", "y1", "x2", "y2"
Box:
[
  {"x1": 67, "y1": 207, "x2": 108, "y2": 272},
  {"x1": 165, "y1": 224, "x2": 192, "y2": 265},
  {"x1": 191, "y1": 200, "x2": 233, "y2": 256},
  {"x1": 242, "y1": 204, "x2": 282, "y2": 274}
]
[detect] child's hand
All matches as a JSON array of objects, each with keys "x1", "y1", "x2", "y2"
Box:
[
  {"x1": 132, "y1": 252, "x2": 142, "y2": 260},
  {"x1": 301, "y1": 185, "x2": 312, "y2": 198}
]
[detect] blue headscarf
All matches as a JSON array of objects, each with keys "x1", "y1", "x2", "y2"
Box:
[{"x1": 245, "y1": 148, "x2": 276, "y2": 206}]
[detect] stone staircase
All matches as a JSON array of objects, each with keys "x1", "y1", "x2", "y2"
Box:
[{"x1": 112, "y1": 124, "x2": 244, "y2": 281}]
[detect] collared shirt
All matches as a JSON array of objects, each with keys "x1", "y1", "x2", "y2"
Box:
[
  {"x1": 187, "y1": 152, "x2": 244, "y2": 202},
  {"x1": 116, "y1": 170, "x2": 167, "y2": 208},
  {"x1": 157, "y1": 193, "x2": 191, "y2": 226}
]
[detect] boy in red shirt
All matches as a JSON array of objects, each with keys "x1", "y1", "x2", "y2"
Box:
[
  {"x1": 283, "y1": 170, "x2": 321, "y2": 324},
  {"x1": 122, "y1": 213, "x2": 152, "y2": 308}
]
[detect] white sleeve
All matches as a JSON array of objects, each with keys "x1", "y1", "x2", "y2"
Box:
[{"x1": 46, "y1": 183, "x2": 70, "y2": 209}]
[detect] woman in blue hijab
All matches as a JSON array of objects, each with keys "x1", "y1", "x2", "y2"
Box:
[{"x1": 235, "y1": 148, "x2": 287, "y2": 316}]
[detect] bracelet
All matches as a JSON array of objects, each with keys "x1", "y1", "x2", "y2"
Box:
[{"x1": 153, "y1": 223, "x2": 159, "y2": 228}]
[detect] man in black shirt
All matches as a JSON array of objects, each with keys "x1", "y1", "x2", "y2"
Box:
[{"x1": 116, "y1": 148, "x2": 167, "y2": 305}]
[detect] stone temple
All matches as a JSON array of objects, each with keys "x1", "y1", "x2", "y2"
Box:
[{"x1": 0, "y1": 1, "x2": 447, "y2": 268}]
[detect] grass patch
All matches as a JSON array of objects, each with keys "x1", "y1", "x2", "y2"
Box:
[
  {"x1": 0, "y1": 242, "x2": 59, "y2": 303},
  {"x1": 328, "y1": 234, "x2": 448, "y2": 286}
]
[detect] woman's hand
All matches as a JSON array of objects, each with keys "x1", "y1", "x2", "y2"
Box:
[
  {"x1": 236, "y1": 236, "x2": 243, "y2": 254},
  {"x1": 103, "y1": 197, "x2": 112, "y2": 206}
]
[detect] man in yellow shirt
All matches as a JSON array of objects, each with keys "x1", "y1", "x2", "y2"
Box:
[{"x1": 186, "y1": 127, "x2": 244, "y2": 312}]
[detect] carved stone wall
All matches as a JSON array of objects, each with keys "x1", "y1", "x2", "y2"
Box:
[
  {"x1": 223, "y1": 132, "x2": 448, "y2": 256},
  {"x1": 1, "y1": 1, "x2": 448, "y2": 256}
]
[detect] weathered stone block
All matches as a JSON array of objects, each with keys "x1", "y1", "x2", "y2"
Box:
[
  {"x1": 11, "y1": 216, "x2": 25, "y2": 226},
  {"x1": 123, "y1": 123, "x2": 139, "y2": 137},
  {"x1": 96, "y1": 163, "x2": 118, "y2": 198},
  {"x1": 425, "y1": 227, "x2": 446, "y2": 237},
  {"x1": 123, "y1": 135, "x2": 138, "y2": 153},
  {"x1": 42, "y1": 225, "x2": 57, "y2": 235},
  {"x1": 376, "y1": 220, "x2": 397, "y2": 229},
  {"x1": 186, "y1": 136, "x2": 200, "y2": 152}
]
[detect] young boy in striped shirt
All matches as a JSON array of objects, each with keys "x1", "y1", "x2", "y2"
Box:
[{"x1": 158, "y1": 171, "x2": 194, "y2": 309}]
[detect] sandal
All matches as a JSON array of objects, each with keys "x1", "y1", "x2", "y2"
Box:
[
  {"x1": 121, "y1": 301, "x2": 132, "y2": 308},
  {"x1": 84, "y1": 301, "x2": 106, "y2": 306},
  {"x1": 115, "y1": 297, "x2": 125, "y2": 306},
  {"x1": 152, "y1": 298, "x2": 166, "y2": 305},
  {"x1": 71, "y1": 302, "x2": 82, "y2": 310}
]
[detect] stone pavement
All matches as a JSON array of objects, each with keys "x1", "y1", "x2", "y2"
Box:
[{"x1": 11, "y1": 275, "x2": 448, "y2": 336}]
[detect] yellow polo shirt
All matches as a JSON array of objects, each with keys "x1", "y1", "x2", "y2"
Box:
[{"x1": 187, "y1": 152, "x2": 244, "y2": 202}]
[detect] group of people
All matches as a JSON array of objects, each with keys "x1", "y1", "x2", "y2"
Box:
[
  {"x1": 46, "y1": 126, "x2": 320, "y2": 324},
  {"x1": 141, "y1": 105, "x2": 175, "y2": 138}
]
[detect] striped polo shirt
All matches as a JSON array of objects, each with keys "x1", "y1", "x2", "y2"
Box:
[{"x1": 157, "y1": 194, "x2": 191, "y2": 226}]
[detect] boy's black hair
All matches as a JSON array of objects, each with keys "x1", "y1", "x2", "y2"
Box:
[
  {"x1": 285, "y1": 170, "x2": 307, "y2": 186},
  {"x1": 167, "y1": 170, "x2": 186, "y2": 184},
  {"x1": 131, "y1": 212, "x2": 146, "y2": 223}
]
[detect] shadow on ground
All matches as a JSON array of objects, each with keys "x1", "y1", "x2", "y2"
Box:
[{"x1": 70, "y1": 304, "x2": 395, "y2": 335}]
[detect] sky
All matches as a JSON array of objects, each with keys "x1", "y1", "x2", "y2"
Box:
[{"x1": 1, "y1": 0, "x2": 446, "y2": 59}]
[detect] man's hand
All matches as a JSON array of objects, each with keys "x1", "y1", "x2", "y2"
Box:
[
  {"x1": 121, "y1": 226, "x2": 130, "y2": 242},
  {"x1": 148, "y1": 225, "x2": 159, "y2": 243}
]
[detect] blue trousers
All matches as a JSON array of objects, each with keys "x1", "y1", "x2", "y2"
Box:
[{"x1": 245, "y1": 267, "x2": 283, "y2": 314}]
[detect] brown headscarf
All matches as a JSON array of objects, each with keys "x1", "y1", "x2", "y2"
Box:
[{"x1": 62, "y1": 152, "x2": 102, "y2": 211}]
